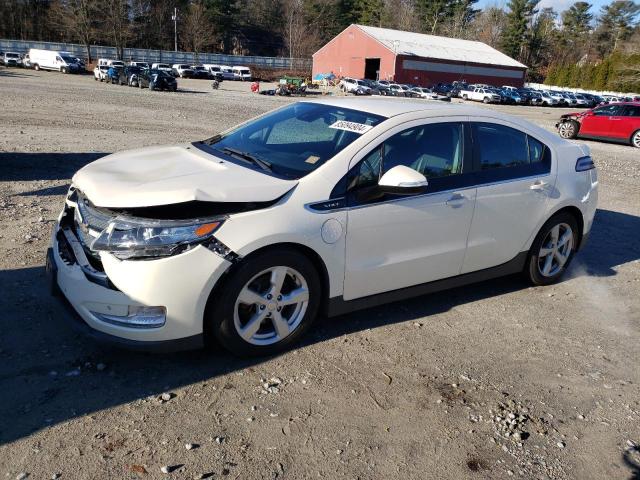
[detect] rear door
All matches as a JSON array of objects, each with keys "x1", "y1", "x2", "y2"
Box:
[
  {"x1": 462, "y1": 122, "x2": 555, "y2": 273},
  {"x1": 611, "y1": 105, "x2": 640, "y2": 141}
]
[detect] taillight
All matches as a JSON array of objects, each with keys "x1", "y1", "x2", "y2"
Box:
[{"x1": 575, "y1": 156, "x2": 595, "y2": 172}]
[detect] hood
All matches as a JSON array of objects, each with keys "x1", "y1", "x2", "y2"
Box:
[{"x1": 72, "y1": 144, "x2": 298, "y2": 208}]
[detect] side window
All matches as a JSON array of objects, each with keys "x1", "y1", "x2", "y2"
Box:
[
  {"x1": 382, "y1": 123, "x2": 463, "y2": 179},
  {"x1": 593, "y1": 105, "x2": 621, "y2": 116},
  {"x1": 623, "y1": 106, "x2": 640, "y2": 117},
  {"x1": 527, "y1": 135, "x2": 551, "y2": 165},
  {"x1": 345, "y1": 122, "x2": 465, "y2": 201},
  {"x1": 473, "y1": 123, "x2": 528, "y2": 169},
  {"x1": 348, "y1": 146, "x2": 382, "y2": 191}
]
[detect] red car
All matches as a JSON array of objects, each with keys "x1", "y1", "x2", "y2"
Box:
[{"x1": 556, "y1": 102, "x2": 640, "y2": 148}]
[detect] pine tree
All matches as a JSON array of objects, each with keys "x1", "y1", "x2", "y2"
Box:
[{"x1": 501, "y1": 0, "x2": 540, "y2": 61}]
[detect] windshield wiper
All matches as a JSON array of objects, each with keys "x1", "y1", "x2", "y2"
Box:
[{"x1": 221, "y1": 147, "x2": 272, "y2": 172}]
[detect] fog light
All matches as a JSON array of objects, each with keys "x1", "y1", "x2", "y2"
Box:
[{"x1": 91, "y1": 306, "x2": 166, "y2": 329}]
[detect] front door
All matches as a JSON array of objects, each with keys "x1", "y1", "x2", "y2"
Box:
[
  {"x1": 580, "y1": 104, "x2": 624, "y2": 137},
  {"x1": 343, "y1": 121, "x2": 477, "y2": 300}
]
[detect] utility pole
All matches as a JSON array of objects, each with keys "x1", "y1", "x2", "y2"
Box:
[{"x1": 172, "y1": 7, "x2": 178, "y2": 52}]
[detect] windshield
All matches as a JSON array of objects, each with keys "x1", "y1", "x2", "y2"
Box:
[
  {"x1": 202, "y1": 103, "x2": 385, "y2": 179},
  {"x1": 6, "y1": 53, "x2": 19, "y2": 58}
]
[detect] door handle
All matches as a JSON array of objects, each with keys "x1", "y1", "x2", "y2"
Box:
[
  {"x1": 446, "y1": 193, "x2": 466, "y2": 206},
  {"x1": 530, "y1": 180, "x2": 549, "y2": 191}
]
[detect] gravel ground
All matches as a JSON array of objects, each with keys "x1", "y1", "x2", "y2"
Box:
[{"x1": 0, "y1": 69, "x2": 639, "y2": 480}]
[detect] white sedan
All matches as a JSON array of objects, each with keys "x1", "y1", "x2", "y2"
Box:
[{"x1": 48, "y1": 98, "x2": 598, "y2": 355}]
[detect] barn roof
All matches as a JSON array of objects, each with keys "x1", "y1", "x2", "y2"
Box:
[{"x1": 356, "y1": 24, "x2": 527, "y2": 69}]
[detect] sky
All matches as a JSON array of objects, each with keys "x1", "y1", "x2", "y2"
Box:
[{"x1": 475, "y1": 0, "x2": 610, "y2": 16}]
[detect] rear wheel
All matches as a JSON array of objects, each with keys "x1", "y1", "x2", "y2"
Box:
[
  {"x1": 525, "y1": 213, "x2": 579, "y2": 286},
  {"x1": 34, "y1": 64, "x2": 40, "y2": 71},
  {"x1": 208, "y1": 249, "x2": 321, "y2": 357},
  {"x1": 631, "y1": 130, "x2": 640, "y2": 148},
  {"x1": 558, "y1": 120, "x2": 579, "y2": 139}
]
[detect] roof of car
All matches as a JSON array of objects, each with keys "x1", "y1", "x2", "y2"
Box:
[{"x1": 303, "y1": 97, "x2": 562, "y2": 144}]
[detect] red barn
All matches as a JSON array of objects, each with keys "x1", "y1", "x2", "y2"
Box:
[{"x1": 313, "y1": 24, "x2": 527, "y2": 88}]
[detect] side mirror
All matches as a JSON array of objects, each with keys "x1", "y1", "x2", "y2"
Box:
[{"x1": 378, "y1": 165, "x2": 428, "y2": 195}]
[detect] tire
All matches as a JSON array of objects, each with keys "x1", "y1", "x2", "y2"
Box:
[
  {"x1": 34, "y1": 64, "x2": 40, "y2": 71},
  {"x1": 483, "y1": 97, "x2": 490, "y2": 103},
  {"x1": 558, "y1": 120, "x2": 579, "y2": 139},
  {"x1": 525, "y1": 212, "x2": 579, "y2": 286},
  {"x1": 61, "y1": 67, "x2": 67, "y2": 74},
  {"x1": 208, "y1": 249, "x2": 321, "y2": 357},
  {"x1": 149, "y1": 81, "x2": 155, "y2": 91},
  {"x1": 631, "y1": 130, "x2": 640, "y2": 148},
  {"x1": 462, "y1": 94, "x2": 468, "y2": 100}
]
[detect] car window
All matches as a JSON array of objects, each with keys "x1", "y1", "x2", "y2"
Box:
[
  {"x1": 471, "y1": 122, "x2": 551, "y2": 182},
  {"x1": 623, "y1": 105, "x2": 640, "y2": 117},
  {"x1": 347, "y1": 122, "x2": 464, "y2": 196},
  {"x1": 593, "y1": 105, "x2": 622, "y2": 116},
  {"x1": 473, "y1": 123, "x2": 528, "y2": 169}
]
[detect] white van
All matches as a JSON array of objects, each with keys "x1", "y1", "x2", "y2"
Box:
[
  {"x1": 98, "y1": 58, "x2": 125, "y2": 68},
  {"x1": 29, "y1": 49, "x2": 82, "y2": 73},
  {"x1": 232, "y1": 66, "x2": 252, "y2": 81}
]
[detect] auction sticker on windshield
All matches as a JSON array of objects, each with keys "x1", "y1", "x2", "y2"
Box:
[{"x1": 329, "y1": 120, "x2": 373, "y2": 134}]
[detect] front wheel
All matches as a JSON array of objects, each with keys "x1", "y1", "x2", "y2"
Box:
[
  {"x1": 208, "y1": 249, "x2": 321, "y2": 356},
  {"x1": 631, "y1": 130, "x2": 640, "y2": 148},
  {"x1": 525, "y1": 213, "x2": 579, "y2": 286},
  {"x1": 558, "y1": 120, "x2": 579, "y2": 139},
  {"x1": 483, "y1": 97, "x2": 490, "y2": 103}
]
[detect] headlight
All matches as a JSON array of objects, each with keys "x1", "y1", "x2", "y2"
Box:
[{"x1": 91, "y1": 217, "x2": 223, "y2": 260}]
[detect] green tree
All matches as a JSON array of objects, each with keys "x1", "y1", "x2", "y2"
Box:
[
  {"x1": 595, "y1": 0, "x2": 640, "y2": 55},
  {"x1": 562, "y1": 2, "x2": 593, "y2": 35},
  {"x1": 501, "y1": 0, "x2": 540, "y2": 61}
]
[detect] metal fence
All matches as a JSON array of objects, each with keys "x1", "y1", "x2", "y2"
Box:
[{"x1": 0, "y1": 39, "x2": 312, "y2": 70}]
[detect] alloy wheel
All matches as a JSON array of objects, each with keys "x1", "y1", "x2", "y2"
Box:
[
  {"x1": 537, "y1": 223, "x2": 573, "y2": 277},
  {"x1": 558, "y1": 121, "x2": 576, "y2": 139},
  {"x1": 233, "y1": 266, "x2": 309, "y2": 346},
  {"x1": 632, "y1": 131, "x2": 640, "y2": 148}
]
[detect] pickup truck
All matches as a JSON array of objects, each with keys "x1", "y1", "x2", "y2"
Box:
[{"x1": 460, "y1": 87, "x2": 502, "y2": 104}]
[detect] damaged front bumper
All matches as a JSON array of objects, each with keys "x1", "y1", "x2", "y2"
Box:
[{"x1": 47, "y1": 204, "x2": 234, "y2": 351}]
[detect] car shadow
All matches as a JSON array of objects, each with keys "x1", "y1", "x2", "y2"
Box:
[
  {"x1": 0, "y1": 152, "x2": 107, "y2": 182},
  {"x1": 0, "y1": 68, "x2": 33, "y2": 78},
  {"x1": 0, "y1": 208, "x2": 638, "y2": 445}
]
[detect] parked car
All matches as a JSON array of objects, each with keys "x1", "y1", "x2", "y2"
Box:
[
  {"x1": 21, "y1": 53, "x2": 31, "y2": 68},
  {"x1": 137, "y1": 69, "x2": 177, "y2": 91},
  {"x1": 232, "y1": 66, "x2": 252, "y2": 81},
  {"x1": 410, "y1": 87, "x2": 451, "y2": 102},
  {"x1": 499, "y1": 88, "x2": 523, "y2": 104},
  {"x1": 538, "y1": 91, "x2": 559, "y2": 106},
  {"x1": 151, "y1": 63, "x2": 174, "y2": 75},
  {"x1": 93, "y1": 65, "x2": 109, "y2": 82},
  {"x1": 522, "y1": 90, "x2": 545, "y2": 106},
  {"x1": 3, "y1": 52, "x2": 21, "y2": 67},
  {"x1": 460, "y1": 87, "x2": 501, "y2": 103},
  {"x1": 388, "y1": 84, "x2": 408, "y2": 96},
  {"x1": 29, "y1": 49, "x2": 82, "y2": 73},
  {"x1": 124, "y1": 66, "x2": 143, "y2": 86},
  {"x1": 190, "y1": 65, "x2": 210, "y2": 79},
  {"x1": 98, "y1": 58, "x2": 125, "y2": 68},
  {"x1": 47, "y1": 99, "x2": 598, "y2": 355},
  {"x1": 556, "y1": 102, "x2": 640, "y2": 147},
  {"x1": 106, "y1": 66, "x2": 125, "y2": 85},
  {"x1": 129, "y1": 61, "x2": 149, "y2": 69},
  {"x1": 339, "y1": 77, "x2": 371, "y2": 95},
  {"x1": 432, "y1": 83, "x2": 455, "y2": 97},
  {"x1": 172, "y1": 64, "x2": 194, "y2": 78}
]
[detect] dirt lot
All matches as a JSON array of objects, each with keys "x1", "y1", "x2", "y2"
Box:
[{"x1": 1, "y1": 69, "x2": 639, "y2": 480}]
